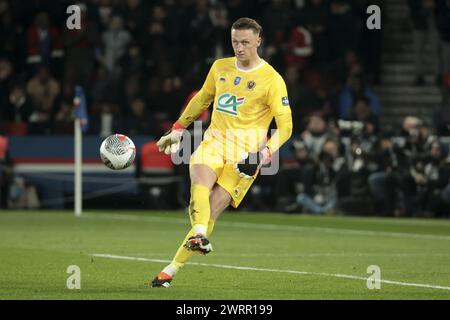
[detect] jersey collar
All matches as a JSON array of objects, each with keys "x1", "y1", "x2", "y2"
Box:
[{"x1": 235, "y1": 58, "x2": 266, "y2": 73}]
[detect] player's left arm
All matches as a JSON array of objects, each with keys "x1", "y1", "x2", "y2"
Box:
[
  {"x1": 235, "y1": 74, "x2": 293, "y2": 179},
  {"x1": 265, "y1": 73, "x2": 293, "y2": 159}
]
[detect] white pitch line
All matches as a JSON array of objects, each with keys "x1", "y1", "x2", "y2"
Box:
[
  {"x1": 91, "y1": 253, "x2": 450, "y2": 292},
  {"x1": 83, "y1": 213, "x2": 450, "y2": 241}
]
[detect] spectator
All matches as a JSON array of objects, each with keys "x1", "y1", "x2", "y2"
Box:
[
  {"x1": 123, "y1": 96, "x2": 157, "y2": 136},
  {"x1": 0, "y1": 1, "x2": 26, "y2": 73},
  {"x1": 274, "y1": 137, "x2": 315, "y2": 211},
  {"x1": 120, "y1": 0, "x2": 148, "y2": 39},
  {"x1": 91, "y1": 66, "x2": 114, "y2": 104},
  {"x1": 141, "y1": 5, "x2": 172, "y2": 74},
  {"x1": 97, "y1": 0, "x2": 114, "y2": 29},
  {"x1": 208, "y1": 1, "x2": 231, "y2": 59},
  {"x1": 402, "y1": 118, "x2": 436, "y2": 160},
  {"x1": 53, "y1": 82, "x2": 75, "y2": 135},
  {"x1": 285, "y1": 20, "x2": 313, "y2": 69},
  {"x1": 296, "y1": 139, "x2": 347, "y2": 214},
  {"x1": 298, "y1": 0, "x2": 330, "y2": 69},
  {"x1": 296, "y1": 70, "x2": 331, "y2": 126},
  {"x1": 52, "y1": 99, "x2": 74, "y2": 135},
  {"x1": 434, "y1": 0, "x2": 450, "y2": 87},
  {"x1": 337, "y1": 138, "x2": 376, "y2": 215},
  {"x1": 26, "y1": 66, "x2": 60, "y2": 134},
  {"x1": 284, "y1": 65, "x2": 304, "y2": 132},
  {"x1": 186, "y1": 0, "x2": 215, "y2": 62},
  {"x1": 441, "y1": 151, "x2": 450, "y2": 210},
  {"x1": 276, "y1": 114, "x2": 337, "y2": 208},
  {"x1": 0, "y1": 57, "x2": 14, "y2": 109},
  {"x1": 412, "y1": 140, "x2": 450, "y2": 216},
  {"x1": 123, "y1": 74, "x2": 142, "y2": 104},
  {"x1": 89, "y1": 100, "x2": 122, "y2": 138},
  {"x1": 99, "y1": 15, "x2": 131, "y2": 77},
  {"x1": 347, "y1": 96, "x2": 379, "y2": 130},
  {"x1": 4, "y1": 82, "x2": 32, "y2": 123},
  {"x1": 26, "y1": 11, "x2": 64, "y2": 74},
  {"x1": 120, "y1": 43, "x2": 146, "y2": 79},
  {"x1": 153, "y1": 76, "x2": 184, "y2": 123},
  {"x1": 260, "y1": 0, "x2": 294, "y2": 70},
  {"x1": 62, "y1": 3, "x2": 99, "y2": 87},
  {"x1": 407, "y1": 0, "x2": 440, "y2": 85},
  {"x1": 301, "y1": 113, "x2": 335, "y2": 158},
  {"x1": 328, "y1": 0, "x2": 360, "y2": 73},
  {"x1": 369, "y1": 132, "x2": 415, "y2": 216},
  {"x1": 337, "y1": 74, "x2": 381, "y2": 118}
]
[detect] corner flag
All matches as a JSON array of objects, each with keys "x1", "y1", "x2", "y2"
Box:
[{"x1": 74, "y1": 85, "x2": 88, "y2": 132}]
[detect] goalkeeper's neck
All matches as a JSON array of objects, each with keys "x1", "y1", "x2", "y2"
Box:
[{"x1": 236, "y1": 55, "x2": 263, "y2": 71}]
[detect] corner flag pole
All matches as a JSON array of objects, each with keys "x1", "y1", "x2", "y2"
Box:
[
  {"x1": 73, "y1": 85, "x2": 88, "y2": 217},
  {"x1": 74, "y1": 117, "x2": 82, "y2": 216}
]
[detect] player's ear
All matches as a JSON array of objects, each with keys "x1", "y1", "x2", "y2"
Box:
[{"x1": 256, "y1": 35, "x2": 261, "y2": 47}]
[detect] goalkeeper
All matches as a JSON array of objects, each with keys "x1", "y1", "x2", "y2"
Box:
[{"x1": 151, "y1": 17, "x2": 293, "y2": 288}]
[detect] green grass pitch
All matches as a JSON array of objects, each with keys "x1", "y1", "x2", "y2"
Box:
[{"x1": 1, "y1": 210, "x2": 450, "y2": 299}]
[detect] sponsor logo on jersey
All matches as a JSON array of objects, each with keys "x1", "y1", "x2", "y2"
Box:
[
  {"x1": 282, "y1": 96, "x2": 289, "y2": 106},
  {"x1": 217, "y1": 93, "x2": 245, "y2": 116},
  {"x1": 219, "y1": 76, "x2": 226, "y2": 82},
  {"x1": 234, "y1": 76, "x2": 241, "y2": 85},
  {"x1": 246, "y1": 80, "x2": 256, "y2": 90}
]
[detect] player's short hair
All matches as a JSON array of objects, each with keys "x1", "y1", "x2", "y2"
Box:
[{"x1": 231, "y1": 17, "x2": 262, "y2": 36}]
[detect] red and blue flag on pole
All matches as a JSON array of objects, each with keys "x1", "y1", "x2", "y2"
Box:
[{"x1": 73, "y1": 85, "x2": 88, "y2": 132}]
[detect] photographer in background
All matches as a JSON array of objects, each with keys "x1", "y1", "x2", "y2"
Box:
[
  {"x1": 273, "y1": 113, "x2": 340, "y2": 213},
  {"x1": 295, "y1": 139, "x2": 347, "y2": 214},
  {"x1": 411, "y1": 140, "x2": 450, "y2": 217},
  {"x1": 369, "y1": 132, "x2": 414, "y2": 216},
  {"x1": 441, "y1": 150, "x2": 450, "y2": 211},
  {"x1": 337, "y1": 137, "x2": 375, "y2": 215}
]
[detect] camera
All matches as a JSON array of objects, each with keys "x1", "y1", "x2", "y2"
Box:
[{"x1": 337, "y1": 120, "x2": 364, "y2": 136}]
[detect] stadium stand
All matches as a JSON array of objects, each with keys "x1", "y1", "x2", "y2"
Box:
[{"x1": 0, "y1": 0, "x2": 449, "y2": 217}]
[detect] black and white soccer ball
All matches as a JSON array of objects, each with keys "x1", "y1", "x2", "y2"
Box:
[{"x1": 100, "y1": 134, "x2": 136, "y2": 170}]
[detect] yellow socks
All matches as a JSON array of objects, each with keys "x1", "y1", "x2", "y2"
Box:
[
  {"x1": 162, "y1": 219, "x2": 215, "y2": 276},
  {"x1": 160, "y1": 184, "x2": 214, "y2": 277},
  {"x1": 189, "y1": 184, "x2": 211, "y2": 235}
]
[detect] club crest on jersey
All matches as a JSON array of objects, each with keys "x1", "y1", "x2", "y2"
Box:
[
  {"x1": 282, "y1": 96, "x2": 289, "y2": 106},
  {"x1": 219, "y1": 76, "x2": 226, "y2": 82},
  {"x1": 217, "y1": 93, "x2": 245, "y2": 116},
  {"x1": 246, "y1": 80, "x2": 256, "y2": 90},
  {"x1": 234, "y1": 76, "x2": 241, "y2": 85}
]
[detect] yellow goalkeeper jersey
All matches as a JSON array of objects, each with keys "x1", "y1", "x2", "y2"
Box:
[{"x1": 178, "y1": 56, "x2": 293, "y2": 156}]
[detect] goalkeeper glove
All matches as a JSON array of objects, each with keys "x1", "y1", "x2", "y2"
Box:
[
  {"x1": 234, "y1": 147, "x2": 271, "y2": 179},
  {"x1": 156, "y1": 121, "x2": 185, "y2": 154}
]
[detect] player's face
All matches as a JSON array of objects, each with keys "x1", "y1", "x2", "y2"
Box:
[{"x1": 231, "y1": 29, "x2": 261, "y2": 62}]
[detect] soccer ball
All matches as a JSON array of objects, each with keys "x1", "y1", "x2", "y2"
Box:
[{"x1": 100, "y1": 134, "x2": 136, "y2": 170}]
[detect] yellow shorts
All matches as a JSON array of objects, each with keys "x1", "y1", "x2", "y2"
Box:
[{"x1": 189, "y1": 138, "x2": 256, "y2": 208}]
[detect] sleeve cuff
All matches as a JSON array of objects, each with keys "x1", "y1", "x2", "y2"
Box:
[{"x1": 172, "y1": 121, "x2": 186, "y2": 131}]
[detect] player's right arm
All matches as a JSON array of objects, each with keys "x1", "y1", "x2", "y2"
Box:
[{"x1": 157, "y1": 62, "x2": 217, "y2": 154}]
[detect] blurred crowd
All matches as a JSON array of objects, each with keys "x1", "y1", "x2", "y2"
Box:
[
  {"x1": 1, "y1": 0, "x2": 450, "y2": 216},
  {"x1": 0, "y1": 0, "x2": 388, "y2": 137},
  {"x1": 260, "y1": 114, "x2": 450, "y2": 218}
]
